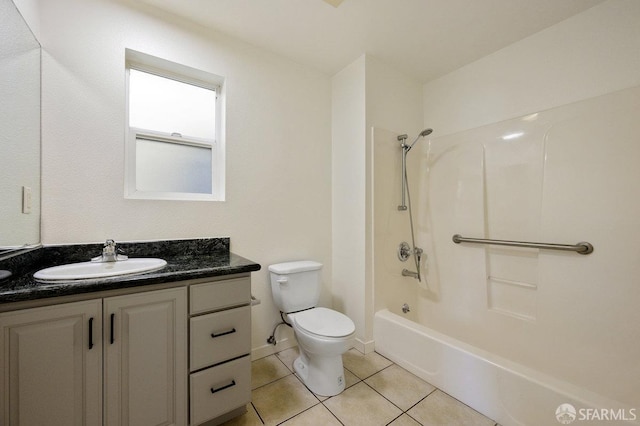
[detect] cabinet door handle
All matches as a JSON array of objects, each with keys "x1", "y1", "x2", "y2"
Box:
[
  {"x1": 110, "y1": 313, "x2": 115, "y2": 344},
  {"x1": 88, "y1": 317, "x2": 94, "y2": 350},
  {"x1": 210, "y1": 380, "x2": 236, "y2": 394},
  {"x1": 210, "y1": 328, "x2": 236, "y2": 339}
]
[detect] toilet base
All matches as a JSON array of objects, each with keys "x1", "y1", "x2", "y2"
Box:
[{"x1": 293, "y1": 351, "x2": 346, "y2": 397}]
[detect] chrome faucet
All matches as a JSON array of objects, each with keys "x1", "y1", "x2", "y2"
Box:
[{"x1": 92, "y1": 239, "x2": 128, "y2": 263}]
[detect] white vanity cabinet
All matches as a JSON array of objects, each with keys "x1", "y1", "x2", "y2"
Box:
[
  {"x1": 0, "y1": 286, "x2": 187, "y2": 426},
  {"x1": 188, "y1": 277, "x2": 252, "y2": 426}
]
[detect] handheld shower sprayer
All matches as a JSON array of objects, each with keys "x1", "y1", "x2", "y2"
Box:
[
  {"x1": 398, "y1": 128, "x2": 433, "y2": 211},
  {"x1": 398, "y1": 128, "x2": 433, "y2": 153},
  {"x1": 397, "y1": 128, "x2": 434, "y2": 282}
]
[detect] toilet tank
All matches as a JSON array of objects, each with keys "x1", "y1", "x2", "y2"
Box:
[{"x1": 268, "y1": 261, "x2": 322, "y2": 313}]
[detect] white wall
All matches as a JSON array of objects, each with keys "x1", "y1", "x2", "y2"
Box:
[
  {"x1": 37, "y1": 0, "x2": 332, "y2": 357},
  {"x1": 331, "y1": 55, "x2": 366, "y2": 348},
  {"x1": 423, "y1": 0, "x2": 640, "y2": 136},
  {"x1": 12, "y1": 0, "x2": 40, "y2": 40},
  {"x1": 365, "y1": 56, "x2": 424, "y2": 137},
  {"x1": 332, "y1": 54, "x2": 422, "y2": 351}
]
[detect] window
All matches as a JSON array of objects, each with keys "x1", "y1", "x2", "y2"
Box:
[{"x1": 125, "y1": 50, "x2": 224, "y2": 200}]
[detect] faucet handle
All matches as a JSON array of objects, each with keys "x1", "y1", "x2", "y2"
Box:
[{"x1": 116, "y1": 246, "x2": 128, "y2": 261}]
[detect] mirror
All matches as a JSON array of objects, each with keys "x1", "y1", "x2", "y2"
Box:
[{"x1": 0, "y1": 0, "x2": 41, "y2": 256}]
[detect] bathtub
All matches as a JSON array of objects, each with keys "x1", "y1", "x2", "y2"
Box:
[{"x1": 373, "y1": 309, "x2": 638, "y2": 426}]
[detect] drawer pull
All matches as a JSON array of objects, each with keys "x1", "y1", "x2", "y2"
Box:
[
  {"x1": 210, "y1": 380, "x2": 236, "y2": 394},
  {"x1": 211, "y1": 328, "x2": 236, "y2": 339}
]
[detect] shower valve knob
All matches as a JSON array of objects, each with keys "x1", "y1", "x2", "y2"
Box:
[{"x1": 398, "y1": 242, "x2": 411, "y2": 262}]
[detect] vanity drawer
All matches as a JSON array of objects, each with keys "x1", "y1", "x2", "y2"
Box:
[
  {"x1": 190, "y1": 355, "x2": 251, "y2": 426},
  {"x1": 190, "y1": 305, "x2": 251, "y2": 371},
  {"x1": 190, "y1": 277, "x2": 251, "y2": 314}
]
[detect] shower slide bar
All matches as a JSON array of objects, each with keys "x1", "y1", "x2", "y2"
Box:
[{"x1": 452, "y1": 234, "x2": 594, "y2": 255}]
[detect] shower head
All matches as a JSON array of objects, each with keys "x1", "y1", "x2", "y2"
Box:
[{"x1": 405, "y1": 128, "x2": 433, "y2": 152}]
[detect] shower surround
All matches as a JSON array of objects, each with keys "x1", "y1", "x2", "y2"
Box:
[{"x1": 372, "y1": 85, "x2": 640, "y2": 425}]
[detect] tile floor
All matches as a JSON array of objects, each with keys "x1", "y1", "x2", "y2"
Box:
[{"x1": 222, "y1": 347, "x2": 498, "y2": 426}]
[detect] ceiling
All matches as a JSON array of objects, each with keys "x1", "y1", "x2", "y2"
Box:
[{"x1": 134, "y1": 0, "x2": 605, "y2": 83}]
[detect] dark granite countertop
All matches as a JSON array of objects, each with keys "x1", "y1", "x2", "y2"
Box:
[{"x1": 0, "y1": 238, "x2": 261, "y2": 305}]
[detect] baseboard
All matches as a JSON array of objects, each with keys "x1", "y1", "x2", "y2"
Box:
[
  {"x1": 251, "y1": 337, "x2": 296, "y2": 360},
  {"x1": 353, "y1": 337, "x2": 375, "y2": 354}
]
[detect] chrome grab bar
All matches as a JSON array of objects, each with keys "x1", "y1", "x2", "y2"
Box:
[{"x1": 452, "y1": 234, "x2": 593, "y2": 255}]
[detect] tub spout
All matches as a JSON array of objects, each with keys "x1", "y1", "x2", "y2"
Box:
[{"x1": 402, "y1": 269, "x2": 419, "y2": 279}]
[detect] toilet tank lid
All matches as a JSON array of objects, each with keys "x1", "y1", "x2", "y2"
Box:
[{"x1": 268, "y1": 261, "x2": 322, "y2": 274}]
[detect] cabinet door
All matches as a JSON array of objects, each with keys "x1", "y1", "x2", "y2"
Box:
[
  {"x1": 104, "y1": 287, "x2": 187, "y2": 426},
  {"x1": 0, "y1": 299, "x2": 103, "y2": 426}
]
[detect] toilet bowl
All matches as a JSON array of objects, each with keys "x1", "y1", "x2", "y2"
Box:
[
  {"x1": 289, "y1": 307, "x2": 355, "y2": 396},
  {"x1": 268, "y1": 261, "x2": 355, "y2": 396}
]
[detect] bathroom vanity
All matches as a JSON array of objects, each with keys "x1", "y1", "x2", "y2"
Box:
[{"x1": 0, "y1": 238, "x2": 260, "y2": 426}]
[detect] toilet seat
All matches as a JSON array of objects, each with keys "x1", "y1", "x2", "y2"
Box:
[{"x1": 292, "y1": 307, "x2": 355, "y2": 338}]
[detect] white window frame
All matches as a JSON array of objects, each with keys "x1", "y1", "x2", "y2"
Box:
[{"x1": 124, "y1": 49, "x2": 225, "y2": 201}]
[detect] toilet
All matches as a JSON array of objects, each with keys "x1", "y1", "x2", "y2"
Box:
[{"x1": 269, "y1": 261, "x2": 355, "y2": 396}]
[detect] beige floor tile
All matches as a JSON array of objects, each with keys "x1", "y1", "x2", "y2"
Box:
[
  {"x1": 251, "y1": 354, "x2": 292, "y2": 389},
  {"x1": 364, "y1": 364, "x2": 435, "y2": 411},
  {"x1": 280, "y1": 403, "x2": 342, "y2": 426},
  {"x1": 342, "y1": 349, "x2": 393, "y2": 379},
  {"x1": 407, "y1": 390, "x2": 495, "y2": 426},
  {"x1": 275, "y1": 346, "x2": 300, "y2": 372},
  {"x1": 219, "y1": 404, "x2": 263, "y2": 426},
  {"x1": 323, "y1": 382, "x2": 402, "y2": 426},
  {"x1": 344, "y1": 367, "x2": 360, "y2": 389},
  {"x1": 388, "y1": 414, "x2": 422, "y2": 426},
  {"x1": 252, "y1": 375, "x2": 320, "y2": 426}
]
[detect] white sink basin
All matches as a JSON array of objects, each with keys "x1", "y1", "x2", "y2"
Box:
[{"x1": 34, "y1": 258, "x2": 167, "y2": 282}]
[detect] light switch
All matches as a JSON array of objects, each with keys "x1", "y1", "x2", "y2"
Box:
[{"x1": 22, "y1": 186, "x2": 32, "y2": 214}]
